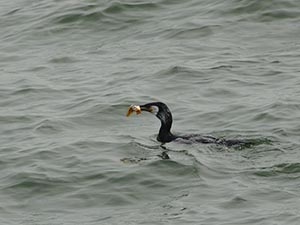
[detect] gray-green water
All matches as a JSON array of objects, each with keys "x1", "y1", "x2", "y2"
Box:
[{"x1": 1, "y1": 0, "x2": 300, "y2": 224}]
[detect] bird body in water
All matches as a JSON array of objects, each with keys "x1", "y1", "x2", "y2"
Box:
[{"x1": 126, "y1": 102, "x2": 252, "y2": 147}]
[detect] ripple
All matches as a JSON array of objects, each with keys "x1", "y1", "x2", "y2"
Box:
[
  {"x1": 164, "y1": 25, "x2": 220, "y2": 39},
  {"x1": 261, "y1": 9, "x2": 300, "y2": 21},
  {"x1": 0, "y1": 115, "x2": 34, "y2": 124},
  {"x1": 254, "y1": 163, "x2": 300, "y2": 177},
  {"x1": 155, "y1": 65, "x2": 204, "y2": 81},
  {"x1": 49, "y1": 56, "x2": 78, "y2": 64},
  {"x1": 54, "y1": 11, "x2": 105, "y2": 24},
  {"x1": 34, "y1": 118, "x2": 74, "y2": 134},
  {"x1": 2, "y1": 170, "x2": 74, "y2": 198},
  {"x1": 220, "y1": 196, "x2": 248, "y2": 209},
  {"x1": 103, "y1": 1, "x2": 159, "y2": 14},
  {"x1": 223, "y1": 0, "x2": 300, "y2": 21},
  {"x1": 49, "y1": 1, "x2": 159, "y2": 30},
  {"x1": 11, "y1": 87, "x2": 58, "y2": 95}
]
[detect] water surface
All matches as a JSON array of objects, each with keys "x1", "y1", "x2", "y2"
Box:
[{"x1": 1, "y1": 0, "x2": 300, "y2": 224}]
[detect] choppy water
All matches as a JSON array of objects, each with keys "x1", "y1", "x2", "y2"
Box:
[{"x1": 1, "y1": 0, "x2": 300, "y2": 224}]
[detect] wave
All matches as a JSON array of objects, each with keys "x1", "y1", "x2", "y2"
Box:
[
  {"x1": 254, "y1": 163, "x2": 300, "y2": 177},
  {"x1": 103, "y1": 1, "x2": 159, "y2": 14},
  {"x1": 4, "y1": 0, "x2": 299, "y2": 43},
  {"x1": 222, "y1": 0, "x2": 300, "y2": 21},
  {"x1": 163, "y1": 25, "x2": 221, "y2": 39},
  {"x1": 50, "y1": 1, "x2": 159, "y2": 29}
]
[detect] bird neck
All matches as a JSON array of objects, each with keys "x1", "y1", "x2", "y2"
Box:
[{"x1": 157, "y1": 119, "x2": 176, "y2": 143}]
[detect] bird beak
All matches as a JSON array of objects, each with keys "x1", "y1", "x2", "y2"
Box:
[{"x1": 126, "y1": 105, "x2": 141, "y2": 117}]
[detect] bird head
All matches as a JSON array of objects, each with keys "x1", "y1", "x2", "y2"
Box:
[{"x1": 126, "y1": 102, "x2": 172, "y2": 124}]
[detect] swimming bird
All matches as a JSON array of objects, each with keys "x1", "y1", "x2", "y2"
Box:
[{"x1": 126, "y1": 102, "x2": 252, "y2": 146}]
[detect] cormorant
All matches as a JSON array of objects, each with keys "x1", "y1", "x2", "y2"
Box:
[{"x1": 126, "y1": 102, "x2": 251, "y2": 146}]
